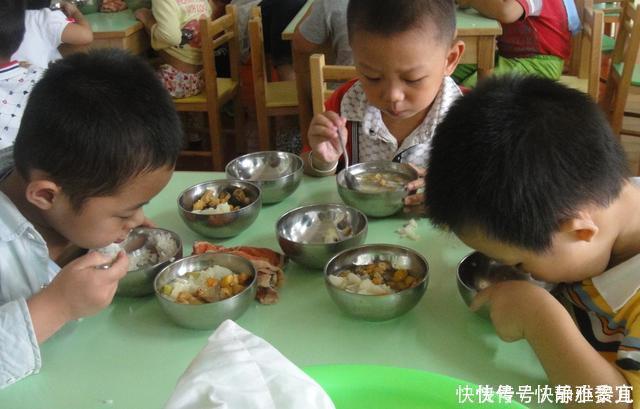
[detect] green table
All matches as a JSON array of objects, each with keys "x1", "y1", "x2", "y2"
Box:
[
  {"x1": 0, "y1": 172, "x2": 554, "y2": 408},
  {"x1": 59, "y1": 10, "x2": 149, "y2": 57}
]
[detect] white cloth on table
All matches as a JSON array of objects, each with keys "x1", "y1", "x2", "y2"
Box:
[{"x1": 164, "y1": 320, "x2": 335, "y2": 409}]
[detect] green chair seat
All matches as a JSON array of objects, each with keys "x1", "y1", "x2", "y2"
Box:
[
  {"x1": 612, "y1": 62, "x2": 640, "y2": 86},
  {"x1": 602, "y1": 34, "x2": 616, "y2": 52}
]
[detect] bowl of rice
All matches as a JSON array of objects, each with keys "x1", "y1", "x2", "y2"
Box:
[
  {"x1": 177, "y1": 180, "x2": 262, "y2": 238},
  {"x1": 324, "y1": 244, "x2": 429, "y2": 321},
  {"x1": 98, "y1": 227, "x2": 183, "y2": 297},
  {"x1": 154, "y1": 252, "x2": 257, "y2": 330}
]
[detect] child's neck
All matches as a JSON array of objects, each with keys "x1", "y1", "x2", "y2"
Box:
[
  {"x1": 607, "y1": 181, "x2": 640, "y2": 267},
  {"x1": 381, "y1": 105, "x2": 431, "y2": 146},
  {"x1": 0, "y1": 171, "x2": 71, "y2": 261}
]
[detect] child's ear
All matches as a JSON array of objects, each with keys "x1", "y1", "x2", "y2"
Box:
[
  {"x1": 444, "y1": 38, "x2": 465, "y2": 76},
  {"x1": 25, "y1": 179, "x2": 63, "y2": 211},
  {"x1": 559, "y1": 211, "x2": 599, "y2": 242}
]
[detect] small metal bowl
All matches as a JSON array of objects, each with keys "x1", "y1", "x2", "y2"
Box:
[
  {"x1": 177, "y1": 180, "x2": 262, "y2": 239},
  {"x1": 457, "y1": 251, "x2": 556, "y2": 317},
  {"x1": 324, "y1": 244, "x2": 429, "y2": 321},
  {"x1": 225, "y1": 151, "x2": 303, "y2": 204},
  {"x1": 276, "y1": 204, "x2": 368, "y2": 269},
  {"x1": 98, "y1": 227, "x2": 183, "y2": 297},
  {"x1": 336, "y1": 161, "x2": 418, "y2": 218},
  {"x1": 154, "y1": 252, "x2": 257, "y2": 330}
]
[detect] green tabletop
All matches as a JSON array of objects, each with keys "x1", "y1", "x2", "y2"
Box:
[
  {"x1": 0, "y1": 172, "x2": 554, "y2": 408},
  {"x1": 85, "y1": 10, "x2": 142, "y2": 37},
  {"x1": 456, "y1": 8, "x2": 502, "y2": 36}
]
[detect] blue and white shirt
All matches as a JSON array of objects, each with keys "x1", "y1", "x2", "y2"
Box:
[{"x1": 0, "y1": 162, "x2": 59, "y2": 388}]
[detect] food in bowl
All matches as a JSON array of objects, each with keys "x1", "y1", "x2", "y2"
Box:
[
  {"x1": 99, "y1": 229, "x2": 179, "y2": 271},
  {"x1": 328, "y1": 261, "x2": 421, "y2": 295},
  {"x1": 192, "y1": 187, "x2": 252, "y2": 214},
  {"x1": 355, "y1": 172, "x2": 408, "y2": 193},
  {"x1": 160, "y1": 265, "x2": 253, "y2": 304}
]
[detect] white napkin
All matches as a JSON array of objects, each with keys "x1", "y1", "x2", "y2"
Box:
[{"x1": 164, "y1": 320, "x2": 336, "y2": 409}]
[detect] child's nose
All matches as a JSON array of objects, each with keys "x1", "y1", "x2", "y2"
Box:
[{"x1": 384, "y1": 83, "x2": 405, "y2": 103}]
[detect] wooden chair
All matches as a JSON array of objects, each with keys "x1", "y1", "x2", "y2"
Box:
[
  {"x1": 594, "y1": 1, "x2": 624, "y2": 51},
  {"x1": 600, "y1": 0, "x2": 640, "y2": 138},
  {"x1": 173, "y1": 5, "x2": 242, "y2": 171},
  {"x1": 560, "y1": 0, "x2": 604, "y2": 101},
  {"x1": 309, "y1": 53, "x2": 357, "y2": 116},
  {"x1": 248, "y1": 6, "x2": 299, "y2": 151}
]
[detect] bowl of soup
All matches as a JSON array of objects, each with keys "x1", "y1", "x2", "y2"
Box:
[{"x1": 336, "y1": 161, "x2": 418, "y2": 217}]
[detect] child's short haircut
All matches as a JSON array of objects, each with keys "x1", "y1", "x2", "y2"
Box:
[
  {"x1": 13, "y1": 49, "x2": 183, "y2": 210},
  {"x1": 347, "y1": 0, "x2": 456, "y2": 44},
  {"x1": 426, "y1": 75, "x2": 629, "y2": 252},
  {"x1": 0, "y1": 0, "x2": 26, "y2": 58}
]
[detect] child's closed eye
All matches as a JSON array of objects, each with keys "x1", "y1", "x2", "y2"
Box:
[{"x1": 404, "y1": 76, "x2": 426, "y2": 85}]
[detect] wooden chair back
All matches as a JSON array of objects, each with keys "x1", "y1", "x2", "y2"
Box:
[
  {"x1": 173, "y1": 4, "x2": 242, "y2": 170},
  {"x1": 601, "y1": 0, "x2": 640, "y2": 136},
  {"x1": 310, "y1": 53, "x2": 357, "y2": 115},
  {"x1": 562, "y1": 0, "x2": 604, "y2": 100}
]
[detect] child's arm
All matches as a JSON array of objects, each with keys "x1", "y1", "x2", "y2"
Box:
[
  {"x1": 456, "y1": 0, "x2": 525, "y2": 24},
  {"x1": 473, "y1": 281, "x2": 632, "y2": 408},
  {"x1": 141, "y1": 0, "x2": 183, "y2": 49},
  {"x1": 26, "y1": 251, "x2": 128, "y2": 343},
  {"x1": 59, "y1": 1, "x2": 93, "y2": 45}
]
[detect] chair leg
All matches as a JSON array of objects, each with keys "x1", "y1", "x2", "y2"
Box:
[
  {"x1": 256, "y1": 107, "x2": 271, "y2": 151},
  {"x1": 233, "y1": 96, "x2": 246, "y2": 155},
  {"x1": 207, "y1": 110, "x2": 225, "y2": 171}
]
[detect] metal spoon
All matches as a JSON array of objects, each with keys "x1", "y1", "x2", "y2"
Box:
[{"x1": 337, "y1": 128, "x2": 359, "y2": 189}]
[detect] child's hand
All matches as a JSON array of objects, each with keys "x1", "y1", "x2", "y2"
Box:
[
  {"x1": 134, "y1": 8, "x2": 155, "y2": 29},
  {"x1": 60, "y1": 1, "x2": 81, "y2": 18},
  {"x1": 470, "y1": 281, "x2": 555, "y2": 342},
  {"x1": 308, "y1": 111, "x2": 348, "y2": 165},
  {"x1": 45, "y1": 251, "x2": 129, "y2": 321},
  {"x1": 404, "y1": 164, "x2": 426, "y2": 208}
]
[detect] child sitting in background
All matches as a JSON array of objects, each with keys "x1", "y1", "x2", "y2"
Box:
[
  {"x1": 426, "y1": 75, "x2": 639, "y2": 405},
  {"x1": 0, "y1": 0, "x2": 44, "y2": 163},
  {"x1": 453, "y1": 0, "x2": 571, "y2": 87},
  {"x1": 292, "y1": 0, "x2": 352, "y2": 66},
  {"x1": 135, "y1": 0, "x2": 212, "y2": 98},
  {"x1": 0, "y1": 49, "x2": 183, "y2": 388},
  {"x1": 12, "y1": 0, "x2": 93, "y2": 68}
]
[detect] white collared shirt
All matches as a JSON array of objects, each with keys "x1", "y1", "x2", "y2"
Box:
[
  {"x1": 339, "y1": 76, "x2": 461, "y2": 168},
  {"x1": 0, "y1": 163, "x2": 59, "y2": 388}
]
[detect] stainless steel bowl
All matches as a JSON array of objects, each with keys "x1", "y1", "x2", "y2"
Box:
[
  {"x1": 154, "y1": 252, "x2": 257, "y2": 330},
  {"x1": 336, "y1": 161, "x2": 418, "y2": 218},
  {"x1": 457, "y1": 251, "x2": 556, "y2": 317},
  {"x1": 324, "y1": 244, "x2": 429, "y2": 321},
  {"x1": 276, "y1": 204, "x2": 368, "y2": 269},
  {"x1": 177, "y1": 180, "x2": 261, "y2": 239},
  {"x1": 98, "y1": 227, "x2": 183, "y2": 297},
  {"x1": 225, "y1": 151, "x2": 303, "y2": 204}
]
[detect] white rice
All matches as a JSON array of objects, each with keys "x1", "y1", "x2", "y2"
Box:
[
  {"x1": 98, "y1": 231, "x2": 178, "y2": 271},
  {"x1": 396, "y1": 218, "x2": 420, "y2": 241}
]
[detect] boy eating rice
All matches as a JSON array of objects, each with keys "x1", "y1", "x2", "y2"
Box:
[
  {"x1": 0, "y1": 49, "x2": 182, "y2": 388},
  {"x1": 426, "y1": 75, "x2": 640, "y2": 406}
]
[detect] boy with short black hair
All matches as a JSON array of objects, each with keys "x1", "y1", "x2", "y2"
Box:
[
  {"x1": 0, "y1": 0, "x2": 44, "y2": 163},
  {"x1": 304, "y1": 0, "x2": 464, "y2": 185},
  {"x1": 426, "y1": 75, "x2": 639, "y2": 406},
  {"x1": 0, "y1": 48, "x2": 183, "y2": 388}
]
